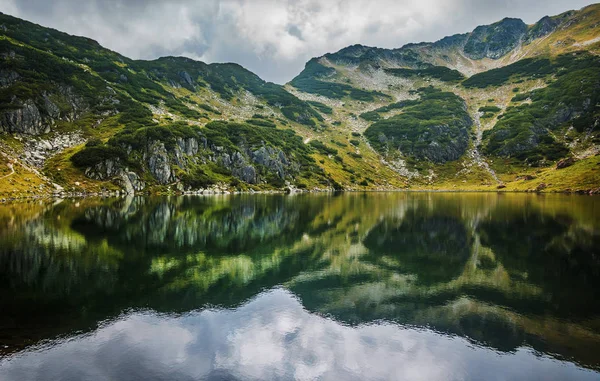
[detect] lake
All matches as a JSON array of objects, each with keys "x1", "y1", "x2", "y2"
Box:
[{"x1": 0, "y1": 193, "x2": 599, "y2": 380}]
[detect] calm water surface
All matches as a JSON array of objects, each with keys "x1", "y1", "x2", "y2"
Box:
[{"x1": 0, "y1": 193, "x2": 599, "y2": 380}]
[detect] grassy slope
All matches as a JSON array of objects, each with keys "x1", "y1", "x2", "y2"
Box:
[
  {"x1": 288, "y1": 53, "x2": 599, "y2": 192},
  {"x1": 283, "y1": 4, "x2": 600, "y2": 192},
  {"x1": 2, "y1": 6, "x2": 600, "y2": 196},
  {"x1": 0, "y1": 14, "x2": 405, "y2": 195}
]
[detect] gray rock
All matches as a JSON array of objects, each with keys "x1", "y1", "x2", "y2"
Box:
[
  {"x1": 119, "y1": 171, "x2": 145, "y2": 194},
  {"x1": 85, "y1": 158, "x2": 122, "y2": 180},
  {"x1": 179, "y1": 71, "x2": 194, "y2": 87},
  {"x1": 43, "y1": 93, "x2": 61, "y2": 120},
  {"x1": 0, "y1": 69, "x2": 19, "y2": 87},
  {"x1": 147, "y1": 141, "x2": 172, "y2": 184},
  {"x1": 0, "y1": 99, "x2": 48, "y2": 135},
  {"x1": 235, "y1": 165, "x2": 257, "y2": 184},
  {"x1": 525, "y1": 16, "x2": 560, "y2": 43},
  {"x1": 463, "y1": 18, "x2": 528, "y2": 60}
]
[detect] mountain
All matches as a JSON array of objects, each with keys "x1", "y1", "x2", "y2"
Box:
[
  {"x1": 1, "y1": 5, "x2": 600, "y2": 197},
  {"x1": 288, "y1": 3, "x2": 600, "y2": 191}
]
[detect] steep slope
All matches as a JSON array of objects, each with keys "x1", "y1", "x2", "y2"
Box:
[
  {"x1": 0, "y1": 12, "x2": 408, "y2": 196},
  {"x1": 287, "y1": 3, "x2": 600, "y2": 191},
  {"x1": 293, "y1": 4, "x2": 600, "y2": 80},
  {"x1": 1, "y1": 4, "x2": 600, "y2": 196}
]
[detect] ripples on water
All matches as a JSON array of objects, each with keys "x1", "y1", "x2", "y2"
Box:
[{"x1": 0, "y1": 193, "x2": 599, "y2": 380}]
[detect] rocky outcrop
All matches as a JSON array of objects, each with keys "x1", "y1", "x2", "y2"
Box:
[
  {"x1": 0, "y1": 85, "x2": 88, "y2": 135},
  {"x1": 0, "y1": 69, "x2": 19, "y2": 87},
  {"x1": 179, "y1": 71, "x2": 194, "y2": 87},
  {"x1": 251, "y1": 146, "x2": 290, "y2": 178},
  {"x1": 84, "y1": 158, "x2": 145, "y2": 194},
  {"x1": 217, "y1": 150, "x2": 256, "y2": 183},
  {"x1": 21, "y1": 133, "x2": 85, "y2": 168},
  {"x1": 146, "y1": 141, "x2": 172, "y2": 184},
  {"x1": 118, "y1": 171, "x2": 145, "y2": 194},
  {"x1": 0, "y1": 99, "x2": 47, "y2": 135},
  {"x1": 463, "y1": 18, "x2": 528, "y2": 59},
  {"x1": 174, "y1": 137, "x2": 199, "y2": 168},
  {"x1": 85, "y1": 158, "x2": 122, "y2": 181},
  {"x1": 209, "y1": 145, "x2": 294, "y2": 184},
  {"x1": 526, "y1": 16, "x2": 560, "y2": 43}
]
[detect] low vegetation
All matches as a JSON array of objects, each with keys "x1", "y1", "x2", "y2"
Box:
[
  {"x1": 364, "y1": 87, "x2": 471, "y2": 163},
  {"x1": 483, "y1": 52, "x2": 600, "y2": 163},
  {"x1": 384, "y1": 66, "x2": 465, "y2": 82},
  {"x1": 290, "y1": 59, "x2": 391, "y2": 101}
]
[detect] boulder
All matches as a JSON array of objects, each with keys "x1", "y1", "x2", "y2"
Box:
[{"x1": 556, "y1": 157, "x2": 576, "y2": 169}]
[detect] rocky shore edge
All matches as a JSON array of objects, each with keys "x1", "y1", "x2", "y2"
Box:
[{"x1": 2, "y1": 185, "x2": 600, "y2": 203}]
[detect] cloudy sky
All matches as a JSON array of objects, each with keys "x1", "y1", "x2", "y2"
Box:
[{"x1": 0, "y1": 0, "x2": 597, "y2": 83}]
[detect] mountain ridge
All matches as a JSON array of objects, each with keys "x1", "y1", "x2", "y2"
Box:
[
  {"x1": 0, "y1": 4, "x2": 599, "y2": 198},
  {"x1": 292, "y1": 4, "x2": 599, "y2": 82}
]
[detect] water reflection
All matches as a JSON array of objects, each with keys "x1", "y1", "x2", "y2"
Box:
[
  {"x1": 1, "y1": 289, "x2": 598, "y2": 381},
  {"x1": 0, "y1": 193, "x2": 599, "y2": 379}
]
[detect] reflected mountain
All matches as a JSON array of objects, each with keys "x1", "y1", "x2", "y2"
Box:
[
  {"x1": 362, "y1": 208, "x2": 472, "y2": 285},
  {"x1": 0, "y1": 193, "x2": 599, "y2": 371}
]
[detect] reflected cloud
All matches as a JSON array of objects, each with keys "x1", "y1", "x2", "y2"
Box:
[
  {"x1": 1, "y1": 193, "x2": 600, "y2": 374},
  {"x1": 1, "y1": 289, "x2": 596, "y2": 381}
]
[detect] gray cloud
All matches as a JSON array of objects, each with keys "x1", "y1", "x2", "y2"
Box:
[{"x1": 0, "y1": 0, "x2": 597, "y2": 83}]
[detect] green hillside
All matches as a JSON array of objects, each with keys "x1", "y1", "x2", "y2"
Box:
[{"x1": 1, "y1": 4, "x2": 600, "y2": 197}]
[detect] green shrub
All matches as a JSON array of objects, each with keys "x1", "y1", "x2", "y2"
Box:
[
  {"x1": 181, "y1": 167, "x2": 216, "y2": 188},
  {"x1": 384, "y1": 66, "x2": 465, "y2": 82},
  {"x1": 478, "y1": 106, "x2": 501, "y2": 113},
  {"x1": 483, "y1": 58, "x2": 600, "y2": 159},
  {"x1": 246, "y1": 118, "x2": 276, "y2": 128},
  {"x1": 307, "y1": 100, "x2": 333, "y2": 114},
  {"x1": 309, "y1": 140, "x2": 338, "y2": 155}
]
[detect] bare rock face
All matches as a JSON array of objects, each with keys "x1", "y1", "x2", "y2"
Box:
[
  {"x1": 525, "y1": 16, "x2": 560, "y2": 43},
  {"x1": 0, "y1": 69, "x2": 19, "y2": 87},
  {"x1": 251, "y1": 146, "x2": 290, "y2": 178},
  {"x1": 179, "y1": 71, "x2": 194, "y2": 87},
  {"x1": 174, "y1": 137, "x2": 200, "y2": 168},
  {"x1": 0, "y1": 83, "x2": 88, "y2": 135},
  {"x1": 0, "y1": 99, "x2": 48, "y2": 135},
  {"x1": 237, "y1": 165, "x2": 257, "y2": 184},
  {"x1": 85, "y1": 159, "x2": 122, "y2": 180},
  {"x1": 20, "y1": 133, "x2": 85, "y2": 168},
  {"x1": 147, "y1": 141, "x2": 172, "y2": 185}
]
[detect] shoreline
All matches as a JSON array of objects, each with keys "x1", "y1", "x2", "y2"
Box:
[{"x1": 2, "y1": 187, "x2": 599, "y2": 203}]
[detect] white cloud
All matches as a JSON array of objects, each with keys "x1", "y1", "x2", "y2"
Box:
[
  {"x1": 0, "y1": 0, "x2": 597, "y2": 83},
  {"x1": 0, "y1": 289, "x2": 594, "y2": 381}
]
